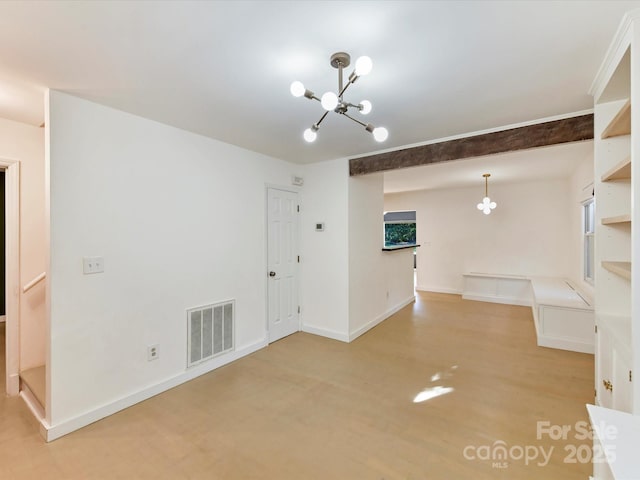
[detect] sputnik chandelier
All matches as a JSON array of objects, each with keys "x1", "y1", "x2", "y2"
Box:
[
  {"x1": 290, "y1": 52, "x2": 388, "y2": 143},
  {"x1": 477, "y1": 173, "x2": 497, "y2": 215}
]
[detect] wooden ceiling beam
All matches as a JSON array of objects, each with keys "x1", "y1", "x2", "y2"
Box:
[{"x1": 349, "y1": 114, "x2": 593, "y2": 176}]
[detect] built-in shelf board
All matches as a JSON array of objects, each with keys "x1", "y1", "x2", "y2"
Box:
[
  {"x1": 602, "y1": 261, "x2": 631, "y2": 280},
  {"x1": 601, "y1": 156, "x2": 631, "y2": 181},
  {"x1": 602, "y1": 214, "x2": 631, "y2": 225},
  {"x1": 601, "y1": 99, "x2": 631, "y2": 139}
]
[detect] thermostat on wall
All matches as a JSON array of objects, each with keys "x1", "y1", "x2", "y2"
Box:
[{"x1": 315, "y1": 223, "x2": 324, "y2": 232}]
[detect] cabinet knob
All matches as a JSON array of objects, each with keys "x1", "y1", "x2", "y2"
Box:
[{"x1": 603, "y1": 379, "x2": 613, "y2": 392}]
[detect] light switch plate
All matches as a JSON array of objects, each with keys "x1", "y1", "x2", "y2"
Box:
[{"x1": 83, "y1": 256, "x2": 104, "y2": 274}]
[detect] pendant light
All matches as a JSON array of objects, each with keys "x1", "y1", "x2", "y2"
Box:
[{"x1": 477, "y1": 173, "x2": 497, "y2": 215}]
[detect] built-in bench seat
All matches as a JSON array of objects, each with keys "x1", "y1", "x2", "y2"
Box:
[{"x1": 462, "y1": 273, "x2": 594, "y2": 354}]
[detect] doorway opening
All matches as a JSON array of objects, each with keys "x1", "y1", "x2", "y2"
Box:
[
  {"x1": 0, "y1": 158, "x2": 19, "y2": 397},
  {"x1": 0, "y1": 170, "x2": 5, "y2": 395},
  {"x1": 1, "y1": 170, "x2": 5, "y2": 326}
]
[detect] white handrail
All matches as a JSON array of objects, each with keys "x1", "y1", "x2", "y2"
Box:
[{"x1": 23, "y1": 272, "x2": 46, "y2": 293}]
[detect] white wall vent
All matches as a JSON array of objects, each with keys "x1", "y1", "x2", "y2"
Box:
[{"x1": 187, "y1": 300, "x2": 235, "y2": 367}]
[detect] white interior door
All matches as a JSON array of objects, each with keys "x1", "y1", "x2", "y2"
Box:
[{"x1": 267, "y1": 188, "x2": 299, "y2": 343}]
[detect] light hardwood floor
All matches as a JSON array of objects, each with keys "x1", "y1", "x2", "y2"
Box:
[{"x1": 0, "y1": 292, "x2": 594, "y2": 479}]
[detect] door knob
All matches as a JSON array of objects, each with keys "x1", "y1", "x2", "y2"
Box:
[{"x1": 269, "y1": 271, "x2": 276, "y2": 277}]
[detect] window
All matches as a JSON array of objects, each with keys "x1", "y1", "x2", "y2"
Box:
[
  {"x1": 584, "y1": 198, "x2": 595, "y2": 284},
  {"x1": 384, "y1": 210, "x2": 416, "y2": 247}
]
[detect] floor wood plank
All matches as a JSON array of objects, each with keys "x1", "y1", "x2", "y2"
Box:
[{"x1": 0, "y1": 292, "x2": 594, "y2": 479}]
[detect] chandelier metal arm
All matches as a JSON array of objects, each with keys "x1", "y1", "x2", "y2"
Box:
[
  {"x1": 304, "y1": 90, "x2": 320, "y2": 102},
  {"x1": 337, "y1": 69, "x2": 360, "y2": 101},
  {"x1": 339, "y1": 71, "x2": 362, "y2": 100},
  {"x1": 314, "y1": 111, "x2": 330, "y2": 128},
  {"x1": 343, "y1": 112, "x2": 367, "y2": 128},
  {"x1": 344, "y1": 101, "x2": 361, "y2": 110}
]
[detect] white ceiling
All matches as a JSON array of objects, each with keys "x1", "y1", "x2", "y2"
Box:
[
  {"x1": 383, "y1": 140, "x2": 593, "y2": 194},
  {"x1": 0, "y1": 1, "x2": 636, "y2": 170}
]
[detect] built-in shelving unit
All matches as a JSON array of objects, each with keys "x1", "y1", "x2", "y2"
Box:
[
  {"x1": 601, "y1": 156, "x2": 631, "y2": 181},
  {"x1": 602, "y1": 214, "x2": 632, "y2": 225},
  {"x1": 602, "y1": 260, "x2": 632, "y2": 280},
  {"x1": 597, "y1": 98, "x2": 633, "y2": 291},
  {"x1": 601, "y1": 99, "x2": 631, "y2": 138},
  {"x1": 590, "y1": 10, "x2": 640, "y2": 478}
]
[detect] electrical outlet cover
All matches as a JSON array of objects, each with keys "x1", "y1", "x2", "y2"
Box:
[
  {"x1": 147, "y1": 344, "x2": 159, "y2": 361},
  {"x1": 83, "y1": 256, "x2": 104, "y2": 274}
]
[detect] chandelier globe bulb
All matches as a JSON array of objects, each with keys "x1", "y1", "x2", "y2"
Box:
[
  {"x1": 303, "y1": 128, "x2": 317, "y2": 142},
  {"x1": 355, "y1": 56, "x2": 373, "y2": 76},
  {"x1": 321, "y1": 92, "x2": 339, "y2": 111},
  {"x1": 372, "y1": 126, "x2": 388, "y2": 142},
  {"x1": 290, "y1": 81, "x2": 305, "y2": 97}
]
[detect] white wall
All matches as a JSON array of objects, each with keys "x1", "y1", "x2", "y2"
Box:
[
  {"x1": 47, "y1": 91, "x2": 302, "y2": 428},
  {"x1": 45, "y1": 91, "x2": 416, "y2": 437},
  {"x1": 299, "y1": 158, "x2": 350, "y2": 341},
  {"x1": 348, "y1": 173, "x2": 387, "y2": 336},
  {"x1": 348, "y1": 173, "x2": 414, "y2": 340},
  {"x1": 385, "y1": 178, "x2": 574, "y2": 293},
  {"x1": 300, "y1": 166, "x2": 415, "y2": 342},
  {"x1": 0, "y1": 117, "x2": 46, "y2": 371},
  {"x1": 569, "y1": 155, "x2": 595, "y2": 297}
]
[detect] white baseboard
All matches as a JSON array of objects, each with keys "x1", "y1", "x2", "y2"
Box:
[
  {"x1": 349, "y1": 295, "x2": 415, "y2": 342},
  {"x1": 301, "y1": 324, "x2": 349, "y2": 343},
  {"x1": 537, "y1": 335, "x2": 595, "y2": 354},
  {"x1": 462, "y1": 293, "x2": 532, "y2": 307},
  {"x1": 416, "y1": 285, "x2": 461, "y2": 295},
  {"x1": 20, "y1": 388, "x2": 49, "y2": 440},
  {"x1": 20, "y1": 387, "x2": 46, "y2": 420},
  {"x1": 45, "y1": 338, "x2": 268, "y2": 442}
]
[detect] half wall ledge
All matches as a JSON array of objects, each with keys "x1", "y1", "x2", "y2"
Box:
[{"x1": 382, "y1": 244, "x2": 420, "y2": 251}]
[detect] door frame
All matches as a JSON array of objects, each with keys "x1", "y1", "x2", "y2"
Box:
[
  {"x1": 0, "y1": 157, "x2": 20, "y2": 396},
  {"x1": 264, "y1": 184, "x2": 300, "y2": 342}
]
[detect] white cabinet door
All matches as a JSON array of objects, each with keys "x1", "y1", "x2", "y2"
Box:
[
  {"x1": 596, "y1": 324, "x2": 613, "y2": 409},
  {"x1": 596, "y1": 321, "x2": 633, "y2": 413},
  {"x1": 612, "y1": 344, "x2": 632, "y2": 412}
]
